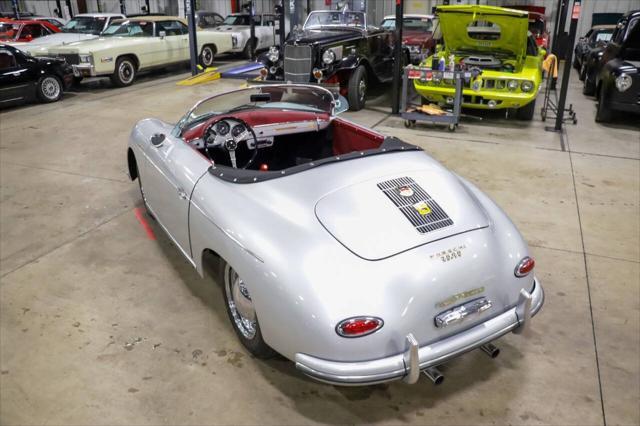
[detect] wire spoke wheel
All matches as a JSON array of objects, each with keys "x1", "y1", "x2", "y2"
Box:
[
  {"x1": 224, "y1": 264, "x2": 256, "y2": 339},
  {"x1": 40, "y1": 76, "x2": 61, "y2": 101},
  {"x1": 118, "y1": 61, "x2": 135, "y2": 85}
]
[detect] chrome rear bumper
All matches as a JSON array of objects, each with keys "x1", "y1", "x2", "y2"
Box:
[{"x1": 295, "y1": 278, "x2": 544, "y2": 386}]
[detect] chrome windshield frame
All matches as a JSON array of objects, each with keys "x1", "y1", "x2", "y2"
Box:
[
  {"x1": 302, "y1": 10, "x2": 367, "y2": 31},
  {"x1": 173, "y1": 83, "x2": 339, "y2": 137}
]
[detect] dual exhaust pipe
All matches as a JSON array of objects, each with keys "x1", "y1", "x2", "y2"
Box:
[{"x1": 418, "y1": 343, "x2": 501, "y2": 386}]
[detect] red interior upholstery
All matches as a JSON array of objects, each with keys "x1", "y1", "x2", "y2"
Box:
[{"x1": 331, "y1": 118, "x2": 384, "y2": 155}]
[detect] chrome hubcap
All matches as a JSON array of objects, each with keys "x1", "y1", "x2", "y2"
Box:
[
  {"x1": 203, "y1": 48, "x2": 213, "y2": 65},
  {"x1": 358, "y1": 78, "x2": 366, "y2": 102},
  {"x1": 119, "y1": 61, "x2": 134, "y2": 83},
  {"x1": 224, "y1": 264, "x2": 256, "y2": 339},
  {"x1": 41, "y1": 77, "x2": 60, "y2": 99}
]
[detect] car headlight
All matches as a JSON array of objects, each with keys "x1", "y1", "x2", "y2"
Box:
[
  {"x1": 79, "y1": 54, "x2": 92, "y2": 64},
  {"x1": 615, "y1": 73, "x2": 632, "y2": 92},
  {"x1": 521, "y1": 80, "x2": 534, "y2": 92},
  {"x1": 322, "y1": 49, "x2": 336, "y2": 65},
  {"x1": 267, "y1": 46, "x2": 279, "y2": 63},
  {"x1": 507, "y1": 80, "x2": 519, "y2": 91}
]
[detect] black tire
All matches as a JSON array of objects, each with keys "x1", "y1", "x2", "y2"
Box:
[
  {"x1": 219, "y1": 259, "x2": 275, "y2": 359},
  {"x1": 199, "y1": 44, "x2": 217, "y2": 68},
  {"x1": 516, "y1": 97, "x2": 536, "y2": 121},
  {"x1": 347, "y1": 65, "x2": 367, "y2": 111},
  {"x1": 110, "y1": 56, "x2": 137, "y2": 87},
  {"x1": 242, "y1": 38, "x2": 255, "y2": 59},
  {"x1": 579, "y1": 63, "x2": 587, "y2": 82},
  {"x1": 583, "y1": 71, "x2": 596, "y2": 96},
  {"x1": 595, "y1": 84, "x2": 613, "y2": 123},
  {"x1": 36, "y1": 75, "x2": 63, "y2": 103}
]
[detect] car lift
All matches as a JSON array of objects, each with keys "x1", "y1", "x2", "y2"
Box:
[{"x1": 540, "y1": 54, "x2": 577, "y2": 125}]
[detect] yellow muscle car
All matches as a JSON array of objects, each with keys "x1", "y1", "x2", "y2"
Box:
[{"x1": 414, "y1": 5, "x2": 545, "y2": 120}]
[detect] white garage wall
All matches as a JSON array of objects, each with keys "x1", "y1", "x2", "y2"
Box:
[{"x1": 2, "y1": 0, "x2": 637, "y2": 37}]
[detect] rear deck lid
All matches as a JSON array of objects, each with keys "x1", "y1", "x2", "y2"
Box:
[{"x1": 315, "y1": 171, "x2": 490, "y2": 260}]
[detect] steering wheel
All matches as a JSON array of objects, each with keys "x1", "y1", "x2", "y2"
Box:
[{"x1": 202, "y1": 117, "x2": 258, "y2": 169}]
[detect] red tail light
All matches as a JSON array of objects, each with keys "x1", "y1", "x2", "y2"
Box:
[
  {"x1": 336, "y1": 317, "x2": 384, "y2": 338},
  {"x1": 515, "y1": 256, "x2": 535, "y2": 277}
]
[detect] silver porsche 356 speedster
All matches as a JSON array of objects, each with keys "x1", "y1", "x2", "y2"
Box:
[{"x1": 127, "y1": 84, "x2": 544, "y2": 386}]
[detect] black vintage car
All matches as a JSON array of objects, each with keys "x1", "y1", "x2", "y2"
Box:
[
  {"x1": 593, "y1": 10, "x2": 640, "y2": 122},
  {"x1": 0, "y1": 44, "x2": 73, "y2": 107},
  {"x1": 573, "y1": 24, "x2": 615, "y2": 80},
  {"x1": 257, "y1": 9, "x2": 403, "y2": 111}
]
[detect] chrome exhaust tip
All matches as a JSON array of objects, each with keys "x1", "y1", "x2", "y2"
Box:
[
  {"x1": 423, "y1": 366, "x2": 444, "y2": 385},
  {"x1": 480, "y1": 342, "x2": 500, "y2": 358}
]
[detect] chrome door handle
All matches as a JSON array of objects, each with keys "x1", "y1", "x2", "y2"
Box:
[{"x1": 177, "y1": 188, "x2": 187, "y2": 199}]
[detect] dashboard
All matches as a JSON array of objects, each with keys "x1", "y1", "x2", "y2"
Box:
[{"x1": 188, "y1": 116, "x2": 331, "y2": 151}]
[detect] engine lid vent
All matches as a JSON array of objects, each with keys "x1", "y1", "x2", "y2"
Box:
[{"x1": 377, "y1": 177, "x2": 453, "y2": 234}]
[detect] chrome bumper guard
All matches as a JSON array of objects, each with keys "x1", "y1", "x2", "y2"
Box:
[
  {"x1": 295, "y1": 278, "x2": 544, "y2": 386},
  {"x1": 72, "y1": 64, "x2": 95, "y2": 77}
]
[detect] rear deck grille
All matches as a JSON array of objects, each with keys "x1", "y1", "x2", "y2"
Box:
[
  {"x1": 284, "y1": 44, "x2": 312, "y2": 83},
  {"x1": 377, "y1": 177, "x2": 453, "y2": 234}
]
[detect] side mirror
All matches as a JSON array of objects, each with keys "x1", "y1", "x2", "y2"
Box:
[
  {"x1": 151, "y1": 133, "x2": 165, "y2": 147},
  {"x1": 25, "y1": 34, "x2": 33, "y2": 41},
  {"x1": 333, "y1": 95, "x2": 349, "y2": 114},
  {"x1": 159, "y1": 30, "x2": 166, "y2": 39}
]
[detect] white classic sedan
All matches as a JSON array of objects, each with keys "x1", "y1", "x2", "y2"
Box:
[
  {"x1": 210, "y1": 13, "x2": 277, "y2": 58},
  {"x1": 45, "y1": 16, "x2": 232, "y2": 86}
]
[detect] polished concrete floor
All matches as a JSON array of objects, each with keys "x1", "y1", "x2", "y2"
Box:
[{"x1": 0, "y1": 65, "x2": 638, "y2": 425}]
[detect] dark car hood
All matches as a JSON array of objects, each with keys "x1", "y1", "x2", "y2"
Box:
[
  {"x1": 288, "y1": 28, "x2": 361, "y2": 45},
  {"x1": 619, "y1": 60, "x2": 640, "y2": 72},
  {"x1": 35, "y1": 56, "x2": 66, "y2": 65}
]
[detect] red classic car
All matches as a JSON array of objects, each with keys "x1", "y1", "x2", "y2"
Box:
[
  {"x1": 506, "y1": 5, "x2": 549, "y2": 49},
  {"x1": 380, "y1": 14, "x2": 436, "y2": 64},
  {"x1": 0, "y1": 19, "x2": 60, "y2": 43}
]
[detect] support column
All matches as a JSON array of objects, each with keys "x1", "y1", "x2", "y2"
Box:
[
  {"x1": 553, "y1": 0, "x2": 581, "y2": 131},
  {"x1": 391, "y1": 0, "x2": 404, "y2": 114},
  {"x1": 249, "y1": 0, "x2": 256, "y2": 60},
  {"x1": 185, "y1": 0, "x2": 199, "y2": 75},
  {"x1": 11, "y1": 0, "x2": 19, "y2": 19}
]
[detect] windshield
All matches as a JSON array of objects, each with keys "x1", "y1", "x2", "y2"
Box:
[
  {"x1": 175, "y1": 85, "x2": 336, "y2": 134},
  {"x1": 381, "y1": 17, "x2": 433, "y2": 32},
  {"x1": 222, "y1": 15, "x2": 250, "y2": 26},
  {"x1": 62, "y1": 16, "x2": 107, "y2": 34},
  {"x1": 0, "y1": 23, "x2": 20, "y2": 40},
  {"x1": 594, "y1": 30, "x2": 613, "y2": 42},
  {"x1": 528, "y1": 18, "x2": 545, "y2": 35},
  {"x1": 103, "y1": 20, "x2": 154, "y2": 37},
  {"x1": 304, "y1": 11, "x2": 365, "y2": 30}
]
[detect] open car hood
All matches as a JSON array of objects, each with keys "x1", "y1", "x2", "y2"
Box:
[
  {"x1": 437, "y1": 5, "x2": 529, "y2": 59},
  {"x1": 315, "y1": 170, "x2": 490, "y2": 261}
]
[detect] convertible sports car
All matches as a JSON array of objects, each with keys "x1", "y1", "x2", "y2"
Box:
[
  {"x1": 414, "y1": 5, "x2": 544, "y2": 120},
  {"x1": 127, "y1": 84, "x2": 544, "y2": 385}
]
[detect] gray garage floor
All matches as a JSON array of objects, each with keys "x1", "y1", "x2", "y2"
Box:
[{"x1": 0, "y1": 65, "x2": 638, "y2": 425}]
